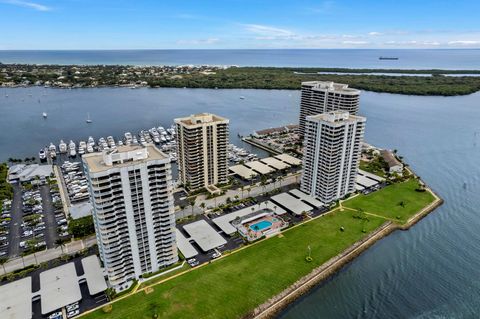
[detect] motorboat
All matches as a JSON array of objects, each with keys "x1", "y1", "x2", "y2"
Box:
[
  {"x1": 39, "y1": 149, "x2": 46, "y2": 161},
  {"x1": 69, "y1": 140, "x2": 77, "y2": 157},
  {"x1": 59, "y1": 140, "x2": 67, "y2": 153}
]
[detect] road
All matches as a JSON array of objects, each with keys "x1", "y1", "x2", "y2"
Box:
[
  {"x1": 7, "y1": 183, "x2": 22, "y2": 257},
  {"x1": 39, "y1": 184, "x2": 58, "y2": 249},
  {"x1": 0, "y1": 235, "x2": 97, "y2": 275}
]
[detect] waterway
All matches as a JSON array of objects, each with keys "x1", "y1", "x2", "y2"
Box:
[{"x1": 1, "y1": 87, "x2": 480, "y2": 318}]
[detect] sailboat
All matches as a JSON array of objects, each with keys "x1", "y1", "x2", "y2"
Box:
[{"x1": 86, "y1": 112, "x2": 92, "y2": 123}]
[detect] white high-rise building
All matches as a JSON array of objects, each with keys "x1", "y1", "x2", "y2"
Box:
[
  {"x1": 83, "y1": 145, "x2": 178, "y2": 291},
  {"x1": 300, "y1": 111, "x2": 365, "y2": 204},
  {"x1": 175, "y1": 113, "x2": 229, "y2": 192},
  {"x1": 299, "y1": 81, "x2": 360, "y2": 136}
]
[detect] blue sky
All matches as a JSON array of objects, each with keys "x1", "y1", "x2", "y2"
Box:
[{"x1": 1, "y1": 0, "x2": 480, "y2": 49}]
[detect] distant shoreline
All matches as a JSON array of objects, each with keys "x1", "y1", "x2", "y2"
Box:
[{"x1": 2, "y1": 64, "x2": 480, "y2": 96}]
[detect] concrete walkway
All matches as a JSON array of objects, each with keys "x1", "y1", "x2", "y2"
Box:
[{"x1": 0, "y1": 235, "x2": 97, "y2": 275}]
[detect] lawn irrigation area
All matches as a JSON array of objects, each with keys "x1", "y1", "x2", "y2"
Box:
[{"x1": 82, "y1": 178, "x2": 439, "y2": 319}]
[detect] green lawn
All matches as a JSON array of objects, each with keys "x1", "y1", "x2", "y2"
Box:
[
  {"x1": 84, "y1": 211, "x2": 385, "y2": 319},
  {"x1": 138, "y1": 263, "x2": 191, "y2": 289},
  {"x1": 84, "y1": 179, "x2": 437, "y2": 319},
  {"x1": 344, "y1": 179, "x2": 435, "y2": 224}
]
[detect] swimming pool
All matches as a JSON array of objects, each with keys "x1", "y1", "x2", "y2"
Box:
[{"x1": 249, "y1": 220, "x2": 272, "y2": 231}]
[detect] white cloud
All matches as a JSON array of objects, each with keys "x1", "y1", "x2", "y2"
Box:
[
  {"x1": 448, "y1": 40, "x2": 480, "y2": 45},
  {"x1": 0, "y1": 0, "x2": 50, "y2": 11},
  {"x1": 243, "y1": 24, "x2": 295, "y2": 38},
  {"x1": 342, "y1": 40, "x2": 369, "y2": 45},
  {"x1": 176, "y1": 38, "x2": 220, "y2": 45},
  {"x1": 368, "y1": 32, "x2": 383, "y2": 36}
]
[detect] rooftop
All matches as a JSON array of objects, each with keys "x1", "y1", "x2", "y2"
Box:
[
  {"x1": 175, "y1": 229, "x2": 199, "y2": 259},
  {"x1": 174, "y1": 113, "x2": 229, "y2": 127},
  {"x1": 289, "y1": 189, "x2": 324, "y2": 208},
  {"x1": 82, "y1": 255, "x2": 108, "y2": 295},
  {"x1": 229, "y1": 164, "x2": 258, "y2": 180},
  {"x1": 182, "y1": 220, "x2": 227, "y2": 252},
  {"x1": 0, "y1": 277, "x2": 31, "y2": 319},
  {"x1": 40, "y1": 263, "x2": 82, "y2": 315},
  {"x1": 306, "y1": 111, "x2": 366, "y2": 125},
  {"x1": 244, "y1": 160, "x2": 276, "y2": 175},
  {"x1": 260, "y1": 157, "x2": 291, "y2": 170},
  {"x1": 83, "y1": 144, "x2": 169, "y2": 173},
  {"x1": 274, "y1": 153, "x2": 302, "y2": 166},
  {"x1": 271, "y1": 192, "x2": 314, "y2": 215},
  {"x1": 380, "y1": 150, "x2": 403, "y2": 168},
  {"x1": 302, "y1": 81, "x2": 360, "y2": 95}
]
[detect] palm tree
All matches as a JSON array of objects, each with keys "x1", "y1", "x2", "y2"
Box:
[
  {"x1": 199, "y1": 202, "x2": 206, "y2": 214},
  {"x1": 55, "y1": 238, "x2": 66, "y2": 255},
  {"x1": 240, "y1": 185, "x2": 245, "y2": 199},
  {"x1": 188, "y1": 196, "x2": 197, "y2": 215}
]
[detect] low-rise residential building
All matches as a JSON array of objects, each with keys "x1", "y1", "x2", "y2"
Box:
[{"x1": 380, "y1": 149, "x2": 404, "y2": 174}]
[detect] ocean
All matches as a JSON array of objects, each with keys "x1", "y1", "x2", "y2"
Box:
[{"x1": 1, "y1": 49, "x2": 480, "y2": 69}]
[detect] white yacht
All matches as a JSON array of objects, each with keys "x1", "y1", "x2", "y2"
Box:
[
  {"x1": 88, "y1": 136, "x2": 95, "y2": 147},
  {"x1": 48, "y1": 143, "x2": 57, "y2": 153},
  {"x1": 69, "y1": 140, "x2": 77, "y2": 157},
  {"x1": 86, "y1": 144, "x2": 94, "y2": 153},
  {"x1": 107, "y1": 136, "x2": 115, "y2": 148},
  {"x1": 86, "y1": 113, "x2": 92, "y2": 124},
  {"x1": 42, "y1": 112, "x2": 47, "y2": 119},
  {"x1": 38, "y1": 149, "x2": 46, "y2": 161},
  {"x1": 117, "y1": 140, "x2": 124, "y2": 146},
  {"x1": 132, "y1": 136, "x2": 138, "y2": 145},
  {"x1": 78, "y1": 141, "x2": 87, "y2": 155},
  {"x1": 59, "y1": 140, "x2": 67, "y2": 153}
]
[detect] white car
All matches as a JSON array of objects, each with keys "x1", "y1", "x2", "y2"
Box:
[
  {"x1": 66, "y1": 303, "x2": 79, "y2": 311},
  {"x1": 212, "y1": 252, "x2": 222, "y2": 259},
  {"x1": 67, "y1": 309, "x2": 80, "y2": 318},
  {"x1": 48, "y1": 311, "x2": 62, "y2": 319}
]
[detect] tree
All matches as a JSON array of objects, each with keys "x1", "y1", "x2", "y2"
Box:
[
  {"x1": 260, "y1": 175, "x2": 268, "y2": 194},
  {"x1": 0, "y1": 257, "x2": 8, "y2": 274},
  {"x1": 199, "y1": 202, "x2": 206, "y2": 214},
  {"x1": 240, "y1": 185, "x2": 245, "y2": 199},
  {"x1": 55, "y1": 238, "x2": 66, "y2": 255}
]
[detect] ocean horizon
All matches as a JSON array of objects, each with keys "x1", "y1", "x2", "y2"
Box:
[{"x1": 1, "y1": 49, "x2": 480, "y2": 69}]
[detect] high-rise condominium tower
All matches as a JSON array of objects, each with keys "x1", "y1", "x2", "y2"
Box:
[
  {"x1": 175, "y1": 113, "x2": 229, "y2": 191},
  {"x1": 83, "y1": 145, "x2": 177, "y2": 291},
  {"x1": 299, "y1": 81, "x2": 360, "y2": 136},
  {"x1": 300, "y1": 111, "x2": 365, "y2": 204}
]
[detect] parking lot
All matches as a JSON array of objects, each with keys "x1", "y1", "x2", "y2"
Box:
[{"x1": 2, "y1": 179, "x2": 70, "y2": 259}]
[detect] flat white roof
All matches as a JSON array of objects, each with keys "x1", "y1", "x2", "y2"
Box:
[
  {"x1": 358, "y1": 169, "x2": 385, "y2": 182},
  {"x1": 40, "y1": 263, "x2": 82, "y2": 315},
  {"x1": 183, "y1": 220, "x2": 227, "y2": 252},
  {"x1": 355, "y1": 184, "x2": 365, "y2": 191},
  {"x1": 271, "y1": 192, "x2": 313, "y2": 215},
  {"x1": 260, "y1": 157, "x2": 291, "y2": 170},
  {"x1": 289, "y1": 189, "x2": 324, "y2": 208},
  {"x1": 175, "y1": 229, "x2": 199, "y2": 259},
  {"x1": 212, "y1": 201, "x2": 287, "y2": 235},
  {"x1": 0, "y1": 277, "x2": 32, "y2": 319},
  {"x1": 356, "y1": 175, "x2": 379, "y2": 188},
  {"x1": 275, "y1": 153, "x2": 302, "y2": 166},
  {"x1": 229, "y1": 165, "x2": 258, "y2": 180},
  {"x1": 245, "y1": 160, "x2": 275, "y2": 175},
  {"x1": 81, "y1": 256, "x2": 107, "y2": 295}
]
